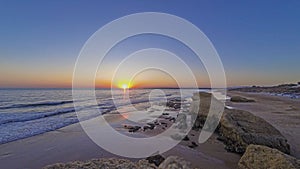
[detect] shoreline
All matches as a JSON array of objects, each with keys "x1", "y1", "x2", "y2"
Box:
[
  {"x1": 0, "y1": 95, "x2": 241, "y2": 169},
  {"x1": 1, "y1": 91, "x2": 299, "y2": 168}
]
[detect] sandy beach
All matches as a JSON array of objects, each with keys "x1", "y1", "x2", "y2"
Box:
[{"x1": 1, "y1": 91, "x2": 299, "y2": 169}]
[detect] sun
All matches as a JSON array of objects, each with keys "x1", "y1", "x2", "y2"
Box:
[
  {"x1": 122, "y1": 84, "x2": 128, "y2": 89},
  {"x1": 116, "y1": 80, "x2": 132, "y2": 89}
]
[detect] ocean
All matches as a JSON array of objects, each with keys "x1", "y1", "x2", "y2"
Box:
[{"x1": 0, "y1": 88, "x2": 199, "y2": 144}]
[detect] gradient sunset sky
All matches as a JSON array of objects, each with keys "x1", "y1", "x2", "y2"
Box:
[{"x1": 1, "y1": 1, "x2": 300, "y2": 88}]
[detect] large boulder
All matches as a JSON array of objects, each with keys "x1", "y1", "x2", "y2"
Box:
[
  {"x1": 175, "y1": 113, "x2": 188, "y2": 130},
  {"x1": 238, "y1": 145, "x2": 300, "y2": 169},
  {"x1": 218, "y1": 109, "x2": 290, "y2": 154},
  {"x1": 158, "y1": 156, "x2": 193, "y2": 169},
  {"x1": 190, "y1": 92, "x2": 290, "y2": 154},
  {"x1": 190, "y1": 92, "x2": 224, "y2": 130}
]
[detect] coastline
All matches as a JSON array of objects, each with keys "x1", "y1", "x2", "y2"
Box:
[
  {"x1": 0, "y1": 93, "x2": 240, "y2": 169},
  {"x1": 1, "y1": 91, "x2": 299, "y2": 168}
]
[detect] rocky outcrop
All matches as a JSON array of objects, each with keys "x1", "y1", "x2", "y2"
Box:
[
  {"x1": 230, "y1": 96, "x2": 255, "y2": 102},
  {"x1": 219, "y1": 109, "x2": 290, "y2": 154},
  {"x1": 238, "y1": 145, "x2": 300, "y2": 169},
  {"x1": 166, "y1": 98, "x2": 181, "y2": 109},
  {"x1": 190, "y1": 92, "x2": 223, "y2": 131},
  {"x1": 123, "y1": 124, "x2": 141, "y2": 132},
  {"x1": 43, "y1": 158, "x2": 157, "y2": 169},
  {"x1": 190, "y1": 92, "x2": 290, "y2": 154},
  {"x1": 43, "y1": 156, "x2": 195, "y2": 169},
  {"x1": 158, "y1": 156, "x2": 193, "y2": 169}
]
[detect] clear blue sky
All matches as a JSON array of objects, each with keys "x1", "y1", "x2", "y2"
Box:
[{"x1": 1, "y1": 0, "x2": 300, "y2": 88}]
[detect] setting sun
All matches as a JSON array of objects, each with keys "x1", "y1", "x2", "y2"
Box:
[
  {"x1": 122, "y1": 84, "x2": 128, "y2": 89},
  {"x1": 116, "y1": 80, "x2": 132, "y2": 89}
]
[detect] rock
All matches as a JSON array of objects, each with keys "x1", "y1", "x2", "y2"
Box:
[
  {"x1": 169, "y1": 117, "x2": 176, "y2": 122},
  {"x1": 166, "y1": 98, "x2": 182, "y2": 109},
  {"x1": 43, "y1": 158, "x2": 157, "y2": 169},
  {"x1": 128, "y1": 126, "x2": 141, "y2": 132},
  {"x1": 162, "y1": 112, "x2": 169, "y2": 115},
  {"x1": 160, "y1": 122, "x2": 168, "y2": 127},
  {"x1": 175, "y1": 114, "x2": 188, "y2": 130},
  {"x1": 137, "y1": 160, "x2": 158, "y2": 169},
  {"x1": 158, "y1": 156, "x2": 193, "y2": 169},
  {"x1": 146, "y1": 154, "x2": 165, "y2": 167},
  {"x1": 188, "y1": 141, "x2": 198, "y2": 149},
  {"x1": 154, "y1": 121, "x2": 160, "y2": 125},
  {"x1": 230, "y1": 96, "x2": 255, "y2": 102},
  {"x1": 238, "y1": 145, "x2": 300, "y2": 169},
  {"x1": 189, "y1": 92, "x2": 291, "y2": 156},
  {"x1": 190, "y1": 92, "x2": 224, "y2": 131},
  {"x1": 146, "y1": 122, "x2": 156, "y2": 129},
  {"x1": 219, "y1": 109, "x2": 290, "y2": 154},
  {"x1": 173, "y1": 103, "x2": 181, "y2": 109},
  {"x1": 183, "y1": 135, "x2": 190, "y2": 141},
  {"x1": 123, "y1": 125, "x2": 141, "y2": 132},
  {"x1": 170, "y1": 134, "x2": 184, "y2": 141},
  {"x1": 143, "y1": 125, "x2": 152, "y2": 131},
  {"x1": 190, "y1": 92, "x2": 290, "y2": 154}
]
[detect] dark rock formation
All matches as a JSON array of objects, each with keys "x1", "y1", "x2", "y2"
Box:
[
  {"x1": 188, "y1": 142, "x2": 198, "y2": 149},
  {"x1": 219, "y1": 109, "x2": 290, "y2": 154},
  {"x1": 190, "y1": 92, "x2": 224, "y2": 131},
  {"x1": 128, "y1": 126, "x2": 141, "y2": 132},
  {"x1": 230, "y1": 96, "x2": 255, "y2": 102},
  {"x1": 166, "y1": 98, "x2": 182, "y2": 109},
  {"x1": 182, "y1": 135, "x2": 190, "y2": 141},
  {"x1": 190, "y1": 92, "x2": 290, "y2": 154},
  {"x1": 123, "y1": 125, "x2": 141, "y2": 132},
  {"x1": 238, "y1": 145, "x2": 300, "y2": 169},
  {"x1": 146, "y1": 154, "x2": 165, "y2": 167}
]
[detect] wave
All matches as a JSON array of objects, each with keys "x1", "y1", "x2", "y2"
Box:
[
  {"x1": 0, "y1": 103, "x2": 116, "y2": 125},
  {"x1": 0, "y1": 107, "x2": 76, "y2": 125},
  {"x1": 0, "y1": 100, "x2": 73, "y2": 110},
  {"x1": 0, "y1": 94, "x2": 181, "y2": 126}
]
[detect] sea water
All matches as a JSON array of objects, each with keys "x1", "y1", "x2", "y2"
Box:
[{"x1": 0, "y1": 89, "x2": 199, "y2": 144}]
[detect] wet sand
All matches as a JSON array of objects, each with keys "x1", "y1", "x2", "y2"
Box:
[
  {"x1": 227, "y1": 91, "x2": 300, "y2": 158},
  {"x1": 0, "y1": 112, "x2": 240, "y2": 169}
]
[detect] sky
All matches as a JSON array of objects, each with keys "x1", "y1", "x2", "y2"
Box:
[{"x1": 0, "y1": 0, "x2": 300, "y2": 88}]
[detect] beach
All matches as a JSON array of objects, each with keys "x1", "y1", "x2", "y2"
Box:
[
  {"x1": 0, "y1": 106, "x2": 240, "y2": 169},
  {"x1": 1, "y1": 90, "x2": 299, "y2": 169}
]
